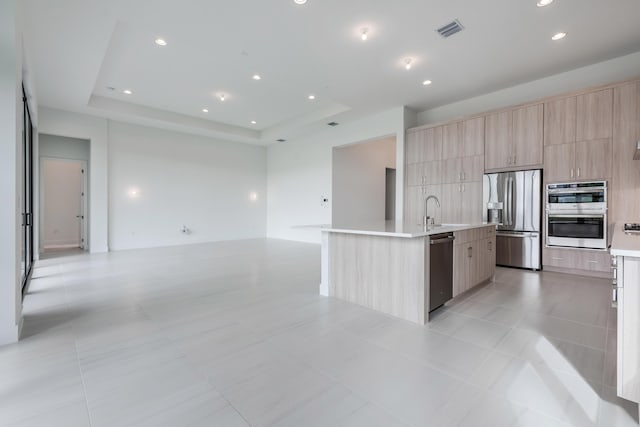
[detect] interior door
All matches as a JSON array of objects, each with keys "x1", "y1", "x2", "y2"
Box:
[{"x1": 42, "y1": 159, "x2": 84, "y2": 250}]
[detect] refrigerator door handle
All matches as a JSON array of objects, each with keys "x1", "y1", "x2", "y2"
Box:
[
  {"x1": 503, "y1": 178, "x2": 510, "y2": 226},
  {"x1": 508, "y1": 177, "x2": 514, "y2": 226},
  {"x1": 496, "y1": 231, "x2": 538, "y2": 238}
]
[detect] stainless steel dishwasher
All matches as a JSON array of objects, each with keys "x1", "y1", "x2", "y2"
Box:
[{"x1": 429, "y1": 232, "x2": 455, "y2": 312}]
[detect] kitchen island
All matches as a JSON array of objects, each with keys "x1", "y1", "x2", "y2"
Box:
[
  {"x1": 610, "y1": 223, "x2": 640, "y2": 420},
  {"x1": 320, "y1": 222, "x2": 496, "y2": 324}
]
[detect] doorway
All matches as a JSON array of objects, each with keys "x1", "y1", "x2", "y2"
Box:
[
  {"x1": 332, "y1": 136, "x2": 396, "y2": 225},
  {"x1": 40, "y1": 158, "x2": 87, "y2": 256}
]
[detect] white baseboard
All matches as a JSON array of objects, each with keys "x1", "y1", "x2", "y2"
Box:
[{"x1": 43, "y1": 243, "x2": 81, "y2": 250}]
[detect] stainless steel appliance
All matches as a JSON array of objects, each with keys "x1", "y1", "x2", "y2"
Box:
[
  {"x1": 545, "y1": 181, "x2": 607, "y2": 249},
  {"x1": 428, "y1": 233, "x2": 454, "y2": 312},
  {"x1": 483, "y1": 170, "x2": 542, "y2": 270},
  {"x1": 624, "y1": 223, "x2": 640, "y2": 234}
]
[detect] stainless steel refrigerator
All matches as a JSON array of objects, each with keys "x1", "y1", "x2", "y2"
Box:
[{"x1": 483, "y1": 170, "x2": 542, "y2": 270}]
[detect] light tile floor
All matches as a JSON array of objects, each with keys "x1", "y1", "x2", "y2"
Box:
[{"x1": 2, "y1": 238, "x2": 638, "y2": 426}]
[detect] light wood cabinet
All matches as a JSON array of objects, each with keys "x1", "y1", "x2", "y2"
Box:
[
  {"x1": 442, "y1": 123, "x2": 462, "y2": 159},
  {"x1": 513, "y1": 104, "x2": 544, "y2": 167},
  {"x1": 485, "y1": 111, "x2": 512, "y2": 170},
  {"x1": 543, "y1": 247, "x2": 611, "y2": 273},
  {"x1": 441, "y1": 182, "x2": 482, "y2": 224},
  {"x1": 545, "y1": 97, "x2": 577, "y2": 146},
  {"x1": 575, "y1": 139, "x2": 612, "y2": 181},
  {"x1": 453, "y1": 226, "x2": 496, "y2": 297},
  {"x1": 443, "y1": 118, "x2": 485, "y2": 160},
  {"x1": 544, "y1": 143, "x2": 574, "y2": 183},
  {"x1": 407, "y1": 161, "x2": 442, "y2": 186},
  {"x1": 405, "y1": 184, "x2": 442, "y2": 226},
  {"x1": 462, "y1": 117, "x2": 485, "y2": 156},
  {"x1": 612, "y1": 82, "x2": 640, "y2": 225},
  {"x1": 577, "y1": 89, "x2": 613, "y2": 141},
  {"x1": 441, "y1": 155, "x2": 483, "y2": 184},
  {"x1": 485, "y1": 104, "x2": 543, "y2": 170},
  {"x1": 406, "y1": 126, "x2": 443, "y2": 164},
  {"x1": 544, "y1": 138, "x2": 611, "y2": 183}
]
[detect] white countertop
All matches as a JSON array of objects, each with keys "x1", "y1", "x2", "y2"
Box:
[
  {"x1": 322, "y1": 221, "x2": 494, "y2": 238},
  {"x1": 611, "y1": 222, "x2": 640, "y2": 257}
]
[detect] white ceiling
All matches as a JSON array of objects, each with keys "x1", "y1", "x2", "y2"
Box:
[{"x1": 22, "y1": 0, "x2": 640, "y2": 145}]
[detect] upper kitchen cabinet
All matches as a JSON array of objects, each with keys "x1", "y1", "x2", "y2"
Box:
[
  {"x1": 544, "y1": 138, "x2": 611, "y2": 183},
  {"x1": 513, "y1": 104, "x2": 544, "y2": 167},
  {"x1": 442, "y1": 117, "x2": 484, "y2": 159},
  {"x1": 462, "y1": 116, "x2": 485, "y2": 156},
  {"x1": 545, "y1": 96, "x2": 577, "y2": 146},
  {"x1": 576, "y1": 89, "x2": 613, "y2": 141},
  {"x1": 485, "y1": 111, "x2": 512, "y2": 170},
  {"x1": 442, "y1": 123, "x2": 462, "y2": 159},
  {"x1": 485, "y1": 104, "x2": 543, "y2": 171},
  {"x1": 406, "y1": 126, "x2": 442, "y2": 164},
  {"x1": 612, "y1": 82, "x2": 640, "y2": 224}
]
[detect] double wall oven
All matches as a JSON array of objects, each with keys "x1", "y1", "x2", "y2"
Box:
[{"x1": 545, "y1": 181, "x2": 607, "y2": 250}]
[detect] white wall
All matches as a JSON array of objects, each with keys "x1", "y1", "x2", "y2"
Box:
[
  {"x1": 108, "y1": 121, "x2": 266, "y2": 250},
  {"x1": 267, "y1": 107, "x2": 407, "y2": 243},
  {"x1": 39, "y1": 133, "x2": 90, "y2": 160},
  {"x1": 332, "y1": 137, "x2": 396, "y2": 225},
  {"x1": 0, "y1": 0, "x2": 23, "y2": 345},
  {"x1": 38, "y1": 108, "x2": 109, "y2": 253},
  {"x1": 417, "y1": 51, "x2": 640, "y2": 125}
]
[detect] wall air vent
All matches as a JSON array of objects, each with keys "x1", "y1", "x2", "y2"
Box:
[
  {"x1": 327, "y1": 122, "x2": 339, "y2": 127},
  {"x1": 437, "y1": 20, "x2": 464, "y2": 38},
  {"x1": 276, "y1": 138, "x2": 286, "y2": 142}
]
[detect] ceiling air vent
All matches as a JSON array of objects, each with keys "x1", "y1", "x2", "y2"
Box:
[
  {"x1": 437, "y1": 20, "x2": 464, "y2": 38},
  {"x1": 327, "y1": 122, "x2": 339, "y2": 127},
  {"x1": 276, "y1": 138, "x2": 286, "y2": 142}
]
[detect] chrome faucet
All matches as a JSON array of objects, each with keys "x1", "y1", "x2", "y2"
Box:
[{"x1": 423, "y1": 195, "x2": 441, "y2": 226}]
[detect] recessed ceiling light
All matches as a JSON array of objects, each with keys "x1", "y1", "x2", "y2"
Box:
[
  {"x1": 202, "y1": 108, "x2": 209, "y2": 113},
  {"x1": 294, "y1": 0, "x2": 307, "y2": 4},
  {"x1": 123, "y1": 89, "x2": 133, "y2": 95},
  {"x1": 404, "y1": 58, "x2": 413, "y2": 70},
  {"x1": 219, "y1": 94, "x2": 226, "y2": 101},
  {"x1": 251, "y1": 120, "x2": 257, "y2": 124},
  {"x1": 155, "y1": 38, "x2": 167, "y2": 46},
  {"x1": 536, "y1": 0, "x2": 554, "y2": 6},
  {"x1": 552, "y1": 32, "x2": 567, "y2": 41},
  {"x1": 360, "y1": 28, "x2": 369, "y2": 41},
  {"x1": 422, "y1": 80, "x2": 432, "y2": 86},
  {"x1": 252, "y1": 74, "x2": 262, "y2": 80},
  {"x1": 308, "y1": 94, "x2": 316, "y2": 100}
]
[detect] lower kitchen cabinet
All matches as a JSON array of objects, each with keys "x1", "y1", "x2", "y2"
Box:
[
  {"x1": 613, "y1": 255, "x2": 640, "y2": 415},
  {"x1": 542, "y1": 246, "x2": 611, "y2": 275},
  {"x1": 453, "y1": 226, "x2": 496, "y2": 297}
]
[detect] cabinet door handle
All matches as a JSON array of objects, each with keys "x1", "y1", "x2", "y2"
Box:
[
  {"x1": 462, "y1": 172, "x2": 466, "y2": 181},
  {"x1": 488, "y1": 241, "x2": 492, "y2": 251},
  {"x1": 577, "y1": 168, "x2": 580, "y2": 177},
  {"x1": 551, "y1": 257, "x2": 564, "y2": 261},
  {"x1": 458, "y1": 172, "x2": 462, "y2": 181},
  {"x1": 570, "y1": 168, "x2": 574, "y2": 178},
  {"x1": 467, "y1": 246, "x2": 472, "y2": 258}
]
